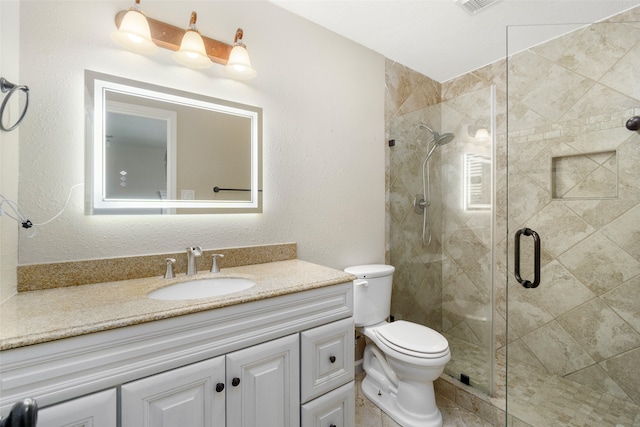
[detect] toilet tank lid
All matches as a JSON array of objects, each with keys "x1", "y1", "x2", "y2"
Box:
[{"x1": 344, "y1": 264, "x2": 395, "y2": 279}]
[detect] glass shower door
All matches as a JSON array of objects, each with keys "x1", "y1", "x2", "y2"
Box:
[
  {"x1": 506, "y1": 15, "x2": 640, "y2": 426},
  {"x1": 388, "y1": 85, "x2": 496, "y2": 395}
]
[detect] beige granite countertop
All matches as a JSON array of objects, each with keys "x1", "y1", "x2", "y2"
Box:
[{"x1": 0, "y1": 260, "x2": 355, "y2": 351}]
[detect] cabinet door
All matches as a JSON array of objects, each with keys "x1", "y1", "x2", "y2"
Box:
[
  {"x1": 37, "y1": 389, "x2": 117, "y2": 427},
  {"x1": 226, "y1": 334, "x2": 300, "y2": 427},
  {"x1": 121, "y1": 356, "x2": 225, "y2": 427}
]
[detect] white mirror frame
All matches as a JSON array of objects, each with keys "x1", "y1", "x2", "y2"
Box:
[{"x1": 87, "y1": 71, "x2": 262, "y2": 214}]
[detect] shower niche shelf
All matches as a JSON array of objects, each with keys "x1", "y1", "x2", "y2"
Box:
[{"x1": 551, "y1": 150, "x2": 617, "y2": 199}]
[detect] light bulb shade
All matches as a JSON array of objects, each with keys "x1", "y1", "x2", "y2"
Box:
[
  {"x1": 173, "y1": 30, "x2": 212, "y2": 69},
  {"x1": 474, "y1": 128, "x2": 490, "y2": 140},
  {"x1": 111, "y1": 10, "x2": 158, "y2": 55},
  {"x1": 225, "y1": 45, "x2": 257, "y2": 80}
]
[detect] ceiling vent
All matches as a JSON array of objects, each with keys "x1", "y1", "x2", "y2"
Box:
[{"x1": 457, "y1": 0, "x2": 501, "y2": 14}]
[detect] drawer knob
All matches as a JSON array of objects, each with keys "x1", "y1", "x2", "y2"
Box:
[
  {"x1": 329, "y1": 355, "x2": 336, "y2": 363},
  {"x1": 216, "y1": 383, "x2": 225, "y2": 392},
  {"x1": 232, "y1": 377, "x2": 241, "y2": 387}
]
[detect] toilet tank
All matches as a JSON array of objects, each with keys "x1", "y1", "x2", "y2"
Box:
[{"x1": 344, "y1": 264, "x2": 395, "y2": 327}]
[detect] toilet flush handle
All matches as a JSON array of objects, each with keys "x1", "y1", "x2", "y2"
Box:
[{"x1": 354, "y1": 279, "x2": 369, "y2": 288}]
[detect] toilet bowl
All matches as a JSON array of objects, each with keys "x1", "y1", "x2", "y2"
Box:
[{"x1": 345, "y1": 264, "x2": 450, "y2": 427}]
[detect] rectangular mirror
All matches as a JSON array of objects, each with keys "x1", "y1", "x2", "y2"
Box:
[{"x1": 85, "y1": 71, "x2": 262, "y2": 214}]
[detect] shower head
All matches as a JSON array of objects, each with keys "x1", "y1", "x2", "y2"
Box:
[
  {"x1": 419, "y1": 123, "x2": 455, "y2": 145},
  {"x1": 435, "y1": 132, "x2": 455, "y2": 146},
  {"x1": 419, "y1": 123, "x2": 455, "y2": 159}
]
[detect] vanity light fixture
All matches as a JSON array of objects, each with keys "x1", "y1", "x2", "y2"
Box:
[
  {"x1": 111, "y1": 0, "x2": 158, "y2": 55},
  {"x1": 225, "y1": 29, "x2": 257, "y2": 80},
  {"x1": 113, "y1": 1, "x2": 256, "y2": 79},
  {"x1": 173, "y1": 12, "x2": 212, "y2": 69}
]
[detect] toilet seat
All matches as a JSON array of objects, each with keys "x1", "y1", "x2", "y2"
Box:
[{"x1": 373, "y1": 321, "x2": 449, "y2": 359}]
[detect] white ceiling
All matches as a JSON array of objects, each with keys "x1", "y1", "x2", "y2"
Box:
[{"x1": 269, "y1": 0, "x2": 639, "y2": 82}]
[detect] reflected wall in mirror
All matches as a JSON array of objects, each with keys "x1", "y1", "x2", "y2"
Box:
[{"x1": 85, "y1": 70, "x2": 262, "y2": 214}]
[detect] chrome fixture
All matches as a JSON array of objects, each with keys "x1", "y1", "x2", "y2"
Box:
[
  {"x1": 210, "y1": 253, "x2": 225, "y2": 273},
  {"x1": 164, "y1": 258, "x2": 176, "y2": 279},
  {"x1": 0, "y1": 77, "x2": 29, "y2": 132},
  {"x1": 414, "y1": 123, "x2": 455, "y2": 245},
  {"x1": 186, "y1": 246, "x2": 202, "y2": 276}
]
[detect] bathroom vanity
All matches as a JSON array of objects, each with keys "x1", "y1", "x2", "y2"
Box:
[{"x1": 0, "y1": 259, "x2": 356, "y2": 427}]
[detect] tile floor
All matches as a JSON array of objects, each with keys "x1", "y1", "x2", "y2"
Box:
[{"x1": 356, "y1": 357, "x2": 640, "y2": 427}]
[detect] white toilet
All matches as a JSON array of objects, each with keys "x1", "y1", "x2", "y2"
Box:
[{"x1": 345, "y1": 264, "x2": 450, "y2": 427}]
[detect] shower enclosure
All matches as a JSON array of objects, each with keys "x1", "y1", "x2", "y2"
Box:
[
  {"x1": 505, "y1": 16, "x2": 640, "y2": 426},
  {"x1": 388, "y1": 6, "x2": 639, "y2": 426}
]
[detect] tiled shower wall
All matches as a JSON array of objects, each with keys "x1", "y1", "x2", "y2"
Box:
[
  {"x1": 385, "y1": 63, "x2": 443, "y2": 329},
  {"x1": 385, "y1": 4, "x2": 639, "y2": 405}
]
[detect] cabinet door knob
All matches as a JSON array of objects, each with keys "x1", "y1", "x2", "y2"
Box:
[
  {"x1": 232, "y1": 377, "x2": 241, "y2": 387},
  {"x1": 329, "y1": 355, "x2": 336, "y2": 363},
  {"x1": 216, "y1": 383, "x2": 225, "y2": 392},
  {"x1": 330, "y1": 424, "x2": 336, "y2": 427}
]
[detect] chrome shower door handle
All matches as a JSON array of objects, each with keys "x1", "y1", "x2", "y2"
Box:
[{"x1": 514, "y1": 227, "x2": 541, "y2": 288}]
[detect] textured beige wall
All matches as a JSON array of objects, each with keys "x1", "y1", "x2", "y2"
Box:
[
  {"x1": 1, "y1": 1, "x2": 20, "y2": 301},
  {"x1": 16, "y1": 1, "x2": 386, "y2": 272}
]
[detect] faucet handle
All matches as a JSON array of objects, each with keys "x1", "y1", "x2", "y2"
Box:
[
  {"x1": 165, "y1": 258, "x2": 176, "y2": 279},
  {"x1": 211, "y1": 254, "x2": 225, "y2": 273}
]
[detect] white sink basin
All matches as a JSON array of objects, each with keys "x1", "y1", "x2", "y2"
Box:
[{"x1": 148, "y1": 277, "x2": 256, "y2": 300}]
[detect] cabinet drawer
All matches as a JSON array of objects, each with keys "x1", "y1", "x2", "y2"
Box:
[
  {"x1": 301, "y1": 381, "x2": 355, "y2": 427},
  {"x1": 301, "y1": 317, "x2": 354, "y2": 403}
]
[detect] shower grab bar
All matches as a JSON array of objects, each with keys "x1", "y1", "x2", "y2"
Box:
[{"x1": 514, "y1": 227, "x2": 541, "y2": 289}]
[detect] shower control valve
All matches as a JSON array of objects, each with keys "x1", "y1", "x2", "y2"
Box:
[{"x1": 413, "y1": 194, "x2": 429, "y2": 214}]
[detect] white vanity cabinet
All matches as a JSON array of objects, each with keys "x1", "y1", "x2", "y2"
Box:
[
  {"x1": 0, "y1": 283, "x2": 353, "y2": 427},
  {"x1": 37, "y1": 389, "x2": 117, "y2": 427},
  {"x1": 122, "y1": 334, "x2": 299, "y2": 427}
]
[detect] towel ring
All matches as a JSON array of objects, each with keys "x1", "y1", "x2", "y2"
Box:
[{"x1": 0, "y1": 77, "x2": 30, "y2": 132}]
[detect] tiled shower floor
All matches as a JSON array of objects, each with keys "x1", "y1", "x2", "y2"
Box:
[{"x1": 506, "y1": 357, "x2": 640, "y2": 427}]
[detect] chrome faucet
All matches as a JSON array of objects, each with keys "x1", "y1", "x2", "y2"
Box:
[
  {"x1": 186, "y1": 246, "x2": 202, "y2": 276},
  {"x1": 164, "y1": 258, "x2": 176, "y2": 279},
  {"x1": 210, "y1": 254, "x2": 224, "y2": 273}
]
